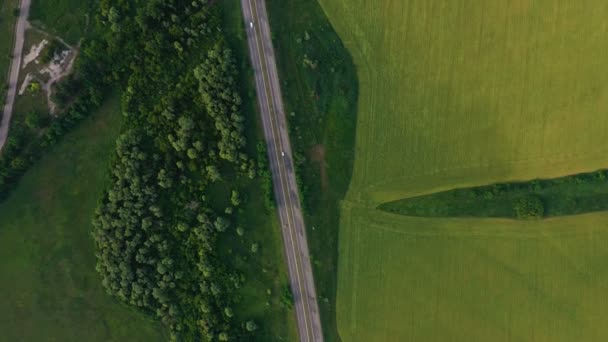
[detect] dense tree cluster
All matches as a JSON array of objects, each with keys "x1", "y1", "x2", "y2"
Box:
[
  {"x1": 0, "y1": 0, "x2": 278, "y2": 339},
  {"x1": 89, "y1": 0, "x2": 259, "y2": 340},
  {"x1": 513, "y1": 195, "x2": 545, "y2": 220},
  {"x1": 195, "y1": 47, "x2": 248, "y2": 166},
  {"x1": 92, "y1": 130, "x2": 239, "y2": 339}
]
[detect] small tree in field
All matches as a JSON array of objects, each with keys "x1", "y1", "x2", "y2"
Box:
[
  {"x1": 25, "y1": 111, "x2": 42, "y2": 129},
  {"x1": 514, "y1": 195, "x2": 544, "y2": 219},
  {"x1": 280, "y1": 284, "x2": 294, "y2": 309}
]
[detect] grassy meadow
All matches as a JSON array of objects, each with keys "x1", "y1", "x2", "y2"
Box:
[
  {"x1": 0, "y1": 97, "x2": 166, "y2": 341},
  {"x1": 313, "y1": 0, "x2": 608, "y2": 340},
  {"x1": 29, "y1": 0, "x2": 94, "y2": 44}
]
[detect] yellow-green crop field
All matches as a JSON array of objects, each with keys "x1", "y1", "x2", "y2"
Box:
[
  {"x1": 321, "y1": 0, "x2": 608, "y2": 205},
  {"x1": 338, "y1": 204, "x2": 608, "y2": 342},
  {"x1": 316, "y1": 0, "x2": 608, "y2": 340}
]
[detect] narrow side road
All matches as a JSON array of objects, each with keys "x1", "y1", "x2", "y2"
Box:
[
  {"x1": 0, "y1": 0, "x2": 31, "y2": 150},
  {"x1": 240, "y1": 0, "x2": 324, "y2": 341}
]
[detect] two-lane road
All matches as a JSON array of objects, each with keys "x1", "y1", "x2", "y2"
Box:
[{"x1": 240, "y1": 0, "x2": 324, "y2": 341}]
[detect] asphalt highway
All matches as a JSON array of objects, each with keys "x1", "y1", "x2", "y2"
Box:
[{"x1": 240, "y1": 0, "x2": 324, "y2": 341}]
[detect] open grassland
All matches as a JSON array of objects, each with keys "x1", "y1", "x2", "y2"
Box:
[
  {"x1": 338, "y1": 204, "x2": 608, "y2": 342},
  {"x1": 0, "y1": 97, "x2": 166, "y2": 341},
  {"x1": 315, "y1": 0, "x2": 608, "y2": 340},
  {"x1": 29, "y1": 0, "x2": 93, "y2": 44},
  {"x1": 320, "y1": 0, "x2": 608, "y2": 205}
]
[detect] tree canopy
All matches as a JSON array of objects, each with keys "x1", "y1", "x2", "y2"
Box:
[{"x1": 90, "y1": 0, "x2": 260, "y2": 340}]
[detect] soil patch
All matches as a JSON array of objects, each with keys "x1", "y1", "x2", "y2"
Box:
[{"x1": 310, "y1": 144, "x2": 328, "y2": 190}]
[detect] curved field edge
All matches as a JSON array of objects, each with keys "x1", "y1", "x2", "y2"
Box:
[
  {"x1": 337, "y1": 202, "x2": 608, "y2": 342},
  {"x1": 0, "y1": 97, "x2": 166, "y2": 341},
  {"x1": 317, "y1": 1, "x2": 608, "y2": 341},
  {"x1": 317, "y1": 0, "x2": 608, "y2": 206},
  {"x1": 266, "y1": 0, "x2": 359, "y2": 341}
]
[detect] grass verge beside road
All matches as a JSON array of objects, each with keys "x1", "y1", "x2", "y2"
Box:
[
  {"x1": 215, "y1": 1, "x2": 299, "y2": 340},
  {"x1": 0, "y1": 96, "x2": 167, "y2": 341},
  {"x1": 266, "y1": 0, "x2": 358, "y2": 340},
  {"x1": 0, "y1": 0, "x2": 19, "y2": 95}
]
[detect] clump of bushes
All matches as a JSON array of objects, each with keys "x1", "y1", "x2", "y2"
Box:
[
  {"x1": 513, "y1": 195, "x2": 544, "y2": 220},
  {"x1": 24, "y1": 111, "x2": 43, "y2": 129},
  {"x1": 39, "y1": 39, "x2": 64, "y2": 64}
]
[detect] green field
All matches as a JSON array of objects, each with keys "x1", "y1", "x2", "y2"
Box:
[
  {"x1": 29, "y1": 0, "x2": 93, "y2": 44},
  {"x1": 314, "y1": 0, "x2": 608, "y2": 340},
  {"x1": 0, "y1": 97, "x2": 166, "y2": 341}
]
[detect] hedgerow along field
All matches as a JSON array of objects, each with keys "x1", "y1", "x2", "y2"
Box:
[
  {"x1": 379, "y1": 169, "x2": 608, "y2": 219},
  {"x1": 315, "y1": 0, "x2": 608, "y2": 340}
]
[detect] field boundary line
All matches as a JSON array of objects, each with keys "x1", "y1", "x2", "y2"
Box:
[{"x1": 364, "y1": 216, "x2": 608, "y2": 239}]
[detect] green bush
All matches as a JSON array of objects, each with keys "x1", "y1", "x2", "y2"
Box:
[
  {"x1": 280, "y1": 284, "x2": 294, "y2": 309},
  {"x1": 39, "y1": 39, "x2": 63, "y2": 64},
  {"x1": 24, "y1": 111, "x2": 42, "y2": 130},
  {"x1": 514, "y1": 195, "x2": 544, "y2": 220}
]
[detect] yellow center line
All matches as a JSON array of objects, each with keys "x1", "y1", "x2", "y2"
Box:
[{"x1": 246, "y1": 0, "x2": 314, "y2": 340}]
